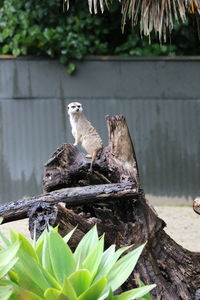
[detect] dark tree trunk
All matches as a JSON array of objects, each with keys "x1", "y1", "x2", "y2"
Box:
[{"x1": 1, "y1": 115, "x2": 200, "y2": 300}]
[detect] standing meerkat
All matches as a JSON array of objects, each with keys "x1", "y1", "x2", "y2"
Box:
[{"x1": 67, "y1": 102, "x2": 103, "y2": 170}]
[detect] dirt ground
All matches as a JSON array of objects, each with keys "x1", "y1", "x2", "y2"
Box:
[{"x1": 0, "y1": 206, "x2": 199, "y2": 252}]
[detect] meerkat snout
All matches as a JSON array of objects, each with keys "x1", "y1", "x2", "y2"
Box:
[{"x1": 67, "y1": 102, "x2": 83, "y2": 115}]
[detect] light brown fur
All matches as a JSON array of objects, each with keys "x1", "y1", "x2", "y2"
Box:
[{"x1": 67, "y1": 102, "x2": 103, "y2": 170}]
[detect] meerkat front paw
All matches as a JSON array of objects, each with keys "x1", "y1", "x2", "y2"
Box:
[
  {"x1": 73, "y1": 143, "x2": 78, "y2": 146},
  {"x1": 85, "y1": 154, "x2": 92, "y2": 158}
]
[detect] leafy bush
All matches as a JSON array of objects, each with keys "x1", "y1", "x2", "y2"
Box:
[
  {"x1": 0, "y1": 0, "x2": 199, "y2": 70},
  {"x1": 0, "y1": 224, "x2": 155, "y2": 299}
]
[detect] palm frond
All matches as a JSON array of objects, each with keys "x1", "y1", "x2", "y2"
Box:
[
  {"x1": 65, "y1": 0, "x2": 200, "y2": 41},
  {"x1": 121, "y1": 0, "x2": 200, "y2": 41}
]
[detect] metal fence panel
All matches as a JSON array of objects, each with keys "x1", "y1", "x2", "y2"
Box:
[{"x1": 0, "y1": 57, "x2": 199, "y2": 205}]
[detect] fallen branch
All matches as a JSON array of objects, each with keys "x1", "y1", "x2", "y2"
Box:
[{"x1": 0, "y1": 182, "x2": 138, "y2": 224}]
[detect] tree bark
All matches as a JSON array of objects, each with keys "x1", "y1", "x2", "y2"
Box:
[
  {"x1": 0, "y1": 182, "x2": 137, "y2": 223},
  {"x1": 41, "y1": 115, "x2": 200, "y2": 300}
]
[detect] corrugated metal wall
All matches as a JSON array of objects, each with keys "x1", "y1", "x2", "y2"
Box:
[{"x1": 0, "y1": 57, "x2": 199, "y2": 205}]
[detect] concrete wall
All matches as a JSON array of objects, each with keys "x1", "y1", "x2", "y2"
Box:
[{"x1": 0, "y1": 56, "x2": 199, "y2": 205}]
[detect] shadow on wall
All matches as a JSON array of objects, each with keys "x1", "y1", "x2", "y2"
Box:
[{"x1": 0, "y1": 153, "x2": 41, "y2": 204}]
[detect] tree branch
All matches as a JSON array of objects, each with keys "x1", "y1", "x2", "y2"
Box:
[{"x1": 0, "y1": 182, "x2": 138, "y2": 224}]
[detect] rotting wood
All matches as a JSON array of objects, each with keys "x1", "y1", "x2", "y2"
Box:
[
  {"x1": 40, "y1": 114, "x2": 200, "y2": 300},
  {"x1": 0, "y1": 182, "x2": 137, "y2": 224}
]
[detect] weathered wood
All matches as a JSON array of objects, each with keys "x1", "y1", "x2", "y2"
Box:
[
  {"x1": 1, "y1": 113, "x2": 200, "y2": 300},
  {"x1": 40, "y1": 114, "x2": 200, "y2": 300},
  {"x1": 0, "y1": 182, "x2": 137, "y2": 224},
  {"x1": 193, "y1": 197, "x2": 200, "y2": 215},
  {"x1": 28, "y1": 203, "x2": 94, "y2": 242},
  {"x1": 43, "y1": 144, "x2": 112, "y2": 193}
]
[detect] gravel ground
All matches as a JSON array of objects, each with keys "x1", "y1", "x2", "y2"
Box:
[{"x1": 0, "y1": 206, "x2": 199, "y2": 252}]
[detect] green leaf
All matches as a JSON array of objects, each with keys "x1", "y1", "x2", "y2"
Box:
[
  {"x1": 0, "y1": 241, "x2": 20, "y2": 267},
  {"x1": 42, "y1": 234, "x2": 54, "y2": 275},
  {"x1": 94, "y1": 245, "x2": 131, "y2": 283},
  {"x1": 48, "y1": 229, "x2": 76, "y2": 284},
  {"x1": 63, "y1": 226, "x2": 77, "y2": 244},
  {"x1": 61, "y1": 277, "x2": 78, "y2": 300},
  {"x1": 17, "y1": 233, "x2": 38, "y2": 263},
  {"x1": 35, "y1": 229, "x2": 48, "y2": 263},
  {"x1": 44, "y1": 288, "x2": 61, "y2": 300},
  {"x1": 78, "y1": 277, "x2": 107, "y2": 300},
  {"x1": 115, "y1": 285, "x2": 156, "y2": 300},
  {"x1": 8, "y1": 270, "x2": 19, "y2": 284},
  {"x1": 0, "y1": 231, "x2": 11, "y2": 247},
  {"x1": 67, "y1": 63, "x2": 76, "y2": 74},
  {"x1": 0, "y1": 258, "x2": 18, "y2": 279},
  {"x1": 82, "y1": 236, "x2": 104, "y2": 279},
  {"x1": 74, "y1": 225, "x2": 99, "y2": 269},
  {"x1": 105, "y1": 288, "x2": 115, "y2": 300},
  {"x1": 106, "y1": 244, "x2": 146, "y2": 292},
  {"x1": 2, "y1": 45, "x2": 10, "y2": 54},
  {"x1": 2, "y1": 28, "x2": 12, "y2": 39},
  {"x1": 16, "y1": 289, "x2": 43, "y2": 300},
  {"x1": 68, "y1": 269, "x2": 92, "y2": 296},
  {"x1": 12, "y1": 48, "x2": 21, "y2": 57},
  {"x1": 13, "y1": 251, "x2": 50, "y2": 293},
  {"x1": 41, "y1": 268, "x2": 62, "y2": 290},
  {"x1": 0, "y1": 285, "x2": 13, "y2": 300}
]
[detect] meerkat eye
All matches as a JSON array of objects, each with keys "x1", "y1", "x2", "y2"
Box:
[
  {"x1": 67, "y1": 106, "x2": 70, "y2": 109},
  {"x1": 77, "y1": 105, "x2": 80, "y2": 108}
]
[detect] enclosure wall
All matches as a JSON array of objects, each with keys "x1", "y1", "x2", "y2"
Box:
[{"x1": 0, "y1": 57, "x2": 199, "y2": 205}]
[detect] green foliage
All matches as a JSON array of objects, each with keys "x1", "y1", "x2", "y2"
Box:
[
  {"x1": 0, "y1": 0, "x2": 199, "y2": 70},
  {"x1": 0, "y1": 225, "x2": 156, "y2": 299}
]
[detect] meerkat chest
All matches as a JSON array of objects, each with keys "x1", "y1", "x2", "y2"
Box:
[{"x1": 70, "y1": 115, "x2": 84, "y2": 136}]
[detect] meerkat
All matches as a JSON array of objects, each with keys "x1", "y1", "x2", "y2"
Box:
[{"x1": 67, "y1": 102, "x2": 103, "y2": 171}]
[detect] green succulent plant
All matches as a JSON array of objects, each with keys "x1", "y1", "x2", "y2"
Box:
[{"x1": 0, "y1": 221, "x2": 155, "y2": 299}]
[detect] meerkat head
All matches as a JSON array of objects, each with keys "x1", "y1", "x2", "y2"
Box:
[{"x1": 67, "y1": 102, "x2": 83, "y2": 115}]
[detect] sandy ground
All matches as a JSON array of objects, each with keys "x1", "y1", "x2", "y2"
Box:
[{"x1": 0, "y1": 206, "x2": 199, "y2": 252}]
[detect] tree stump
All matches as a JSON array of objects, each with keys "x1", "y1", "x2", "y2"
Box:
[{"x1": 0, "y1": 115, "x2": 199, "y2": 299}]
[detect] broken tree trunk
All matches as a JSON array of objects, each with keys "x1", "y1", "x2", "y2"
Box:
[
  {"x1": 41, "y1": 115, "x2": 200, "y2": 300},
  {"x1": 0, "y1": 115, "x2": 199, "y2": 299}
]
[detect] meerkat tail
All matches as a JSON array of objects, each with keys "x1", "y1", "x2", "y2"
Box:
[{"x1": 89, "y1": 148, "x2": 102, "y2": 172}]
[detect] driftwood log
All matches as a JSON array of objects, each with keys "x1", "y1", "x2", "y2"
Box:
[
  {"x1": 193, "y1": 197, "x2": 200, "y2": 215},
  {"x1": 0, "y1": 115, "x2": 200, "y2": 300}
]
